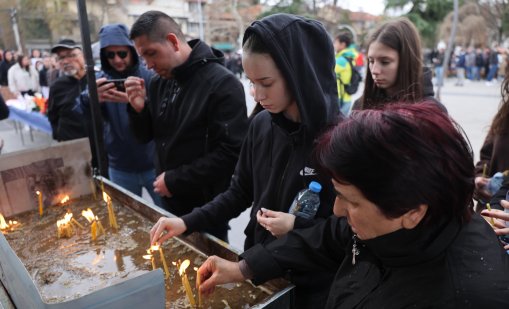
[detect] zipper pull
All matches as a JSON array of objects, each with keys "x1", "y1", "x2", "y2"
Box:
[{"x1": 352, "y1": 234, "x2": 360, "y2": 265}]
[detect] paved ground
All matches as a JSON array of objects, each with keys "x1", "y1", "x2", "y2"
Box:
[{"x1": 0, "y1": 77, "x2": 502, "y2": 250}]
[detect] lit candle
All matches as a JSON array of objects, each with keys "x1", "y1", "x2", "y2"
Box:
[
  {"x1": 82, "y1": 208, "x2": 100, "y2": 240},
  {"x1": 151, "y1": 244, "x2": 170, "y2": 279},
  {"x1": 103, "y1": 192, "x2": 118, "y2": 229},
  {"x1": 0, "y1": 212, "x2": 9, "y2": 230},
  {"x1": 179, "y1": 259, "x2": 196, "y2": 307},
  {"x1": 56, "y1": 212, "x2": 74, "y2": 238},
  {"x1": 36, "y1": 191, "x2": 43, "y2": 217},
  {"x1": 60, "y1": 195, "x2": 70, "y2": 205},
  {"x1": 194, "y1": 266, "x2": 202, "y2": 308},
  {"x1": 143, "y1": 254, "x2": 156, "y2": 270}
]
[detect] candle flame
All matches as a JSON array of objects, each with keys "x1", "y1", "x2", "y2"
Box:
[
  {"x1": 81, "y1": 208, "x2": 95, "y2": 222},
  {"x1": 0, "y1": 212, "x2": 9, "y2": 230},
  {"x1": 57, "y1": 212, "x2": 73, "y2": 227},
  {"x1": 194, "y1": 267, "x2": 198, "y2": 271},
  {"x1": 150, "y1": 244, "x2": 160, "y2": 251},
  {"x1": 36, "y1": 191, "x2": 41, "y2": 196},
  {"x1": 60, "y1": 195, "x2": 70, "y2": 204},
  {"x1": 142, "y1": 254, "x2": 153, "y2": 260},
  {"x1": 179, "y1": 259, "x2": 190, "y2": 276}
]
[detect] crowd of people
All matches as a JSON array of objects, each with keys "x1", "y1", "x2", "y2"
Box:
[
  {"x1": 429, "y1": 43, "x2": 508, "y2": 87},
  {"x1": 1, "y1": 11, "x2": 509, "y2": 308},
  {"x1": 0, "y1": 48, "x2": 60, "y2": 101}
]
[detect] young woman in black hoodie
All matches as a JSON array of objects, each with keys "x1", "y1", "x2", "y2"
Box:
[{"x1": 150, "y1": 13, "x2": 340, "y2": 308}]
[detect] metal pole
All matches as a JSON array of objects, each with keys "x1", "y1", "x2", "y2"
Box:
[
  {"x1": 436, "y1": 0, "x2": 458, "y2": 101},
  {"x1": 198, "y1": 0, "x2": 204, "y2": 41},
  {"x1": 76, "y1": 0, "x2": 107, "y2": 177},
  {"x1": 10, "y1": 8, "x2": 22, "y2": 54}
]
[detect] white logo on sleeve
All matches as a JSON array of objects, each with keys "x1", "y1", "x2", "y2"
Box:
[{"x1": 300, "y1": 167, "x2": 317, "y2": 176}]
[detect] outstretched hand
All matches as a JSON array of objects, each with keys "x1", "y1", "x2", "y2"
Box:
[
  {"x1": 256, "y1": 208, "x2": 295, "y2": 237},
  {"x1": 150, "y1": 217, "x2": 187, "y2": 245},
  {"x1": 198, "y1": 256, "x2": 245, "y2": 296}
]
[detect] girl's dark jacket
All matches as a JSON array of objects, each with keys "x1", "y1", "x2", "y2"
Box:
[
  {"x1": 127, "y1": 39, "x2": 248, "y2": 221},
  {"x1": 242, "y1": 214, "x2": 509, "y2": 308},
  {"x1": 181, "y1": 13, "x2": 340, "y2": 300}
]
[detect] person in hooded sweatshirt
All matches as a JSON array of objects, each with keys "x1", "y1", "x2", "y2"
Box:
[
  {"x1": 79, "y1": 24, "x2": 160, "y2": 205},
  {"x1": 352, "y1": 17, "x2": 444, "y2": 111},
  {"x1": 125, "y1": 11, "x2": 248, "y2": 241},
  {"x1": 149, "y1": 13, "x2": 340, "y2": 308},
  {"x1": 197, "y1": 102, "x2": 509, "y2": 309}
]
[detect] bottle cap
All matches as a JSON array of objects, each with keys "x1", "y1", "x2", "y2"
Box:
[{"x1": 309, "y1": 181, "x2": 322, "y2": 193}]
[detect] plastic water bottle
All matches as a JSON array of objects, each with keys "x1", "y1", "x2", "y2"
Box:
[
  {"x1": 288, "y1": 181, "x2": 321, "y2": 219},
  {"x1": 487, "y1": 172, "x2": 505, "y2": 195}
]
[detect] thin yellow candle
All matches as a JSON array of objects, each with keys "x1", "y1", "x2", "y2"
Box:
[
  {"x1": 482, "y1": 163, "x2": 487, "y2": 178},
  {"x1": 36, "y1": 191, "x2": 43, "y2": 217},
  {"x1": 56, "y1": 212, "x2": 74, "y2": 238},
  {"x1": 194, "y1": 266, "x2": 202, "y2": 308},
  {"x1": 91, "y1": 221, "x2": 97, "y2": 240},
  {"x1": 71, "y1": 218, "x2": 84, "y2": 229},
  {"x1": 103, "y1": 192, "x2": 118, "y2": 229},
  {"x1": 82, "y1": 209, "x2": 99, "y2": 240},
  {"x1": 151, "y1": 244, "x2": 170, "y2": 279},
  {"x1": 95, "y1": 216, "x2": 106, "y2": 236},
  {"x1": 486, "y1": 203, "x2": 496, "y2": 226},
  {"x1": 179, "y1": 259, "x2": 196, "y2": 307}
]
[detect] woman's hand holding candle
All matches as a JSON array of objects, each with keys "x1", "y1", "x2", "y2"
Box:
[{"x1": 198, "y1": 256, "x2": 246, "y2": 296}]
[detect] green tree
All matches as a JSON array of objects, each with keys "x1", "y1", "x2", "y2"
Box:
[{"x1": 385, "y1": 0, "x2": 463, "y2": 47}]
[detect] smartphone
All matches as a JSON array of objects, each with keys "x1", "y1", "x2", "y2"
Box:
[{"x1": 105, "y1": 79, "x2": 126, "y2": 92}]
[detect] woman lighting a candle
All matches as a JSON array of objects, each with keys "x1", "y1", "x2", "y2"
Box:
[{"x1": 197, "y1": 103, "x2": 509, "y2": 308}]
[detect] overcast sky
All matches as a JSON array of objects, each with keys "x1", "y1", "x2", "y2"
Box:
[{"x1": 341, "y1": 0, "x2": 386, "y2": 16}]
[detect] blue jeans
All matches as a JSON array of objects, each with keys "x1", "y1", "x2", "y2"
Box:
[
  {"x1": 435, "y1": 66, "x2": 444, "y2": 86},
  {"x1": 486, "y1": 64, "x2": 499, "y2": 81},
  {"x1": 108, "y1": 167, "x2": 161, "y2": 206}
]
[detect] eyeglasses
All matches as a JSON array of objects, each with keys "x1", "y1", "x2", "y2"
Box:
[
  {"x1": 105, "y1": 51, "x2": 129, "y2": 59},
  {"x1": 56, "y1": 53, "x2": 80, "y2": 62}
]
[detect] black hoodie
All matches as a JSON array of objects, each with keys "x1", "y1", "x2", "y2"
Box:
[
  {"x1": 127, "y1": 39, "x2": 248, "y2": 238},
  {"x1": 182, "y1": 13, "x2": 340, "y2": 305}
]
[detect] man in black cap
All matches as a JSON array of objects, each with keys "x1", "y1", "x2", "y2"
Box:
[{"x1": 47, "y1": 39, "x2": 88, "y2": 141}]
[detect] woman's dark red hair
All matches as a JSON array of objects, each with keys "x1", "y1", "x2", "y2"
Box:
[{"x1": 316, "y1": 102, "x2": 474, "y2": 224}]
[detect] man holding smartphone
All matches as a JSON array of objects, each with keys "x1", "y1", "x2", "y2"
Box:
[
  {"x1": 80, "y1": 23, "x2": 160, "y2": 205},
  {"x1": 125, "y1": 11, "x2": 248, "y2": 241}
]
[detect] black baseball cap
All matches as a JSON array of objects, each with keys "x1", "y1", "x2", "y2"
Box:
[{"x1": 51, "y1": 39, "x2": 81, "y2": 53}]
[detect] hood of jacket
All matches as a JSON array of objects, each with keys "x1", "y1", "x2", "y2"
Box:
[
  {"x1": 99, "y1": 23, "x2": 139, "y2": 77},
  {"x1": 243, "y1": 14, "x2": 339, "y2": 137}
]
